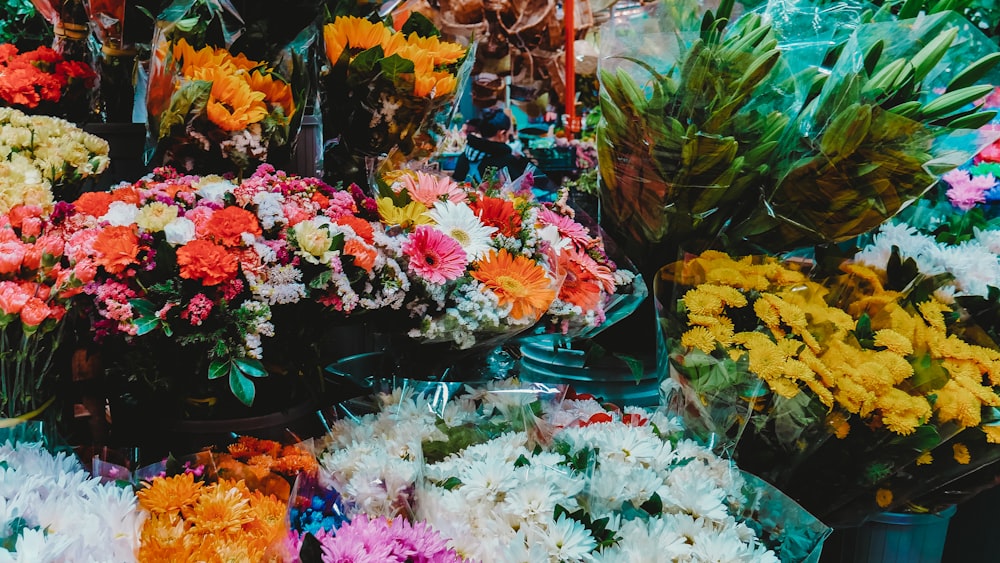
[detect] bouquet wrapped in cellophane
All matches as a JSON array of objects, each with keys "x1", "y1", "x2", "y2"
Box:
[
  {"x1": 145, "y1": 0, "x2": 302, "y2": 174},
  {"x1": 311, "y1": 378, "x2": 830, "y2": 562},
  {"x1": 320, "y1": 13, "x2": 472, "y2": 187},
  {"x1": 657, "y1": 249, "x2": 1000, "y2": 526},
  {"x1": 597, "y1": 0, "x2": 1000, "y2": 275}
]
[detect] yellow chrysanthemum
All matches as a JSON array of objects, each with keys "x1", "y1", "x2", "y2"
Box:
[
  {"x1": 189, "y1": 535, "x2": 266, "y2": 563},
  {"x1": 982, "y1": 425, "x2": 1000, "y2": 444},
  {"x1": 324, "y1": 16, "x2": 392, "y2": 65},
  {"x1": 934, "y1": 381, "x2": 982, "y2": 428},
  {"x1": 753, "y1": 295, "x2": 781, "y2": 329},
  {"x1": 377, "y1": 197, "x2": 431, "y2": 229},
  {"x1": 918, "y1": 300, "x2": 951, "y2": 332},
  {"x1": 873, "y1": 328, "x2": 914, "y2": 355},
  {"x1": 916, "y1": 451, "x2": 933, "y2": 465},
  {"x1": 204, "y1": 70, "x2": 268, "y2": 131},
  {"x1": 953, "y1": 443, "x2": 971, "y2": 465},
  {"x1": 137, "y1": 473, "x2": 204, "y2": 514},
  {"x1": 875, "y1": 488, "x2": 893, "y2": 508},
  {"x1": 876, "y1": 388, "x2": 930, "y2": 435},
  {"x1": 681, "y1": 326, "x2": 716, "y2": 354}
]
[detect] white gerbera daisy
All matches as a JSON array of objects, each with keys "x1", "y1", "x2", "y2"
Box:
[{"x1": 426, "y1": 201, "x2": 497, "y2": 260}]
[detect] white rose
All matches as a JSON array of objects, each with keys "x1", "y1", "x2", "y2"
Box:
[
  {"x1": 101, "y1": 201, "x2": 139, "y2": 226},
  {"x1": 164, "y1": 217, "x2": 197, "y2": 246}
]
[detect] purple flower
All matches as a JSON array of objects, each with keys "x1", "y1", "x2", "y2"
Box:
[{"x1": 296, "y1": 515, "x2": 467, "y2": 563}]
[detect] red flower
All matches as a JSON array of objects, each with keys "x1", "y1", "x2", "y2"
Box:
[
  {"x1": 470, "y1": 196, "x2": 521, "y2": 237},
  {"x1": 93, "y1": 225, "x2": 140, "y2": 274},
  {"x1": 206, "y1": 207, "x2": 262, "y2": 247},
  {"x1": 177, "y1": 239, "x2": 238, "y2": 286}
]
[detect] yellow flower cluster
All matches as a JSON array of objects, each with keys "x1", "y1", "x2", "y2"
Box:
[
  {"x1": 675, "y1": 251, "x2": 1000, "y2": 440},
  {"x1": 0, "y1": 107, "x2": 109, "y2": 211},
  {"x1": 171, "y1": 39, "x2": 295, "y2": 132},
  {"x1": 136, "y1": 473, "x2": 288, "y2": 562},
  {"x1": 322, "y1": 16, "x2": 466, "y2": 98}
]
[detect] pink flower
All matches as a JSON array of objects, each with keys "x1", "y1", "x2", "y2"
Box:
[
  {"x1": 184, "y1": 206, "x2": 215, "y2": 239},
  {"x1": 404, "y1": 171, "x2": 467, "y2": 207},
  {"x1": 0, "y1": 281, "x2": 30, "y2": 315},
  {"x1": 282, "y1": 201, "x2": 313, "y2": 226},
  {"x1": 943, "y1": 169, "x2": 996, "y2": 210},
  {"x1": 65, "y1": 229, "x2": 99, "y2": 263},
  {"x1": 180, "y1": 293, "x2": 214, "y2": 326},
  {"x1": 0, "y1": 239, "x2": 26, "y2": 274},
  {"x1": 402, "y1": 225, "x2": 468, "y2": 285},
  {"x1": 538, "y1": 208, "x2": 592, "y2": 248},
  {"x1": 73, "y1": 259, "x2": 97, "y2": 284}
]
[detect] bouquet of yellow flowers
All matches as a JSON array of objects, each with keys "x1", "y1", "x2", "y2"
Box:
[
  {"x1": 656, "y1": 250, "x2": 1000, "y2": 526},
  {"x1": 320, "y1": 13, "x2": 471, "y2": 186},
  {"x1": 145, "y1": 0, "x2": 301, "y2": 173}
]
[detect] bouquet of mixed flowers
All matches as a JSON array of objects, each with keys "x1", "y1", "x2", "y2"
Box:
[
  {"x1": 597, "y1": 0, "x2": 1000, "y2": 274},
  {"x1": 0, "y1": 429, "x2": 143, "y2": 561},
  {"x1": 320, "y1": 13, "x2": 471, "y2": 185},
  {"x1": 372, "y1": 168, "x2": 636, "y2": 364},
  {"x1": 145, "y1": 0, "x2": 302, "y2": 173},
  {"x1": 657, "y1": 249, "x2": 1000, "y2": 525},
  {"x1": 0, "y1": 107, "x2": 109, "y2": 204},
  {"x1": 0, "y1": 43, "x2": 96, "y2": 121},
  {"x1": 56, "y1": 164, "x2": 406, "y2": 411},
  {"x1": 313, "y1": 380, "x2": 829, "y2": 562}
]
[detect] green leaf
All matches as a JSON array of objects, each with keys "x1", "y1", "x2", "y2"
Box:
[
  {"x1": 514, "y1": 454, "x2": 531, "y2": 468},
  {"x1": 128, "y1": 299, "x2": 159, "y2": 317},
  {"x1": 234, "y1": 357, "x2": 267, "y2": 378},
  {"x1": 379, "y1": 54, "x2": 416, "y2": 82},
  {"x1": 174, "y1": 16, "x2": 200, "y2": 32},
  {"x1": 208, "y1": 360, "x2": 229, "y2": 380},
  {"x1": 613, "y1": 353, "x2": 645, "y2": 384},
  {"x1": 229, "y1": 366, "x2": 256, "y2": 406},
  {"x1": 133, "y1": 316, "x2": 160, "y2": 336},
  {"x1": 309, "y1": 270, "x2": 333, "y2": 290},
  {"x1": 440, "y1": 476, "x2": 462, "y2": 490},
  {"x1": 159, "y1": 80, "x2": 211, "y2": 140},
  {"x1": 640, "y1": 492, "x2": 663, "y2": 515},
  {"x1": 349, "y1": 45, "x2": 383, "y2": 75},
  {"x1": 400, "y1": 12, "x2": 440, "y2": 37},
  {"x1": 329, "y1": 232, "x2": 345, "y2": 252}
]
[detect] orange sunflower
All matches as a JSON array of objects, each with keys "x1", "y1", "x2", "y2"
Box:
[
  {"x1": 472, "y1": 249, "x2": 556, "y2": 321},
  {"x1": 173, "y1": 39, "x2": 231, "y2": 78},
  {"x1": 414, "y1": 70, "x2": 458, "y2": 98},
  {"x1": 246, "y1": 70, "x2": 295, "y2": 120},
  {"x1": 323, "y1": 16, "x2": 392, "y2": 65},
  {"x1": 137, "y1": 473, "x2": 204, "y2": 514},
  {"x1": 203, "y1": 69, "x2": 268, "y2": 131},
  {"x1": 403, "y1": 33, "x2": 466, "y2": 66}
]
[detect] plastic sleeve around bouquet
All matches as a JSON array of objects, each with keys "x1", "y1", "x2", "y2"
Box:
[
  {"x1": 735, "y1": 11, "x2": 1000, "y2": 252},
  {"x1": 83, "y1": 0, "x2": 136, "y2": 121},
  {"x1": 738, "y1": 471, "x2": 832, "y2": 563},
  {"x1": 595, "y1": 0, "x2": 802, "y2": 275}
]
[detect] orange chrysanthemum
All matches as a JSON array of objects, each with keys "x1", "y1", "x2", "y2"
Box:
[
  {"x1": 137, "y1": 473, "x2": 204, "y2": 514},
  {"x1": 203, "y1": 69, "x2": 268, "y2": 131},
  {"x1": 323, "y1": 16, "x2": 392, "y2": 65},
  {"x1": 244, "y1": 492, "x2": 289, "y2": 542},
  {"x1": 93, "y1": 225, "x2": 139, "y2": 275},
  {"x1": 182, "y1": 482, "x2": 254, "y2": 534},
  {"x1": 139, "y1": 512, "x2": 193, "y2": 561},
  {"x1": 472, "y1": 249, "x2": 556, "y2": 321},
  {"x1": 188, "y1": 535, "x2": 265, "y2": 563}
]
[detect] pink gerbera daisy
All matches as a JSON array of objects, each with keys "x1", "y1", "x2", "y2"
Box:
[
  {"x1": 404, "y1": 171, "x2": 467, "y2": 207},
  {"x1": 538, "y1": 208, "x2": 592, "y2": 248},
  {"x1": 402, "y1": 225, "x2": 468, "y2": 284}
]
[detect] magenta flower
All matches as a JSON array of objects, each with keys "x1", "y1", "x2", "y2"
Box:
[
  {"x1": 402, "y1": 225, "x2": 468, "y2": 285},
  {"x1": 303, "y1": 515, "x2": 467, "y2": 563},
  {"x1": 943, "y1": 168, "x2": 997, "y2": 211}
]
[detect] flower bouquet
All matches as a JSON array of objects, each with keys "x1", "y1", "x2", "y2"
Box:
[
  {"x1": 145, "y1": 0, "x2": 300, "y2": 174},
  {"x1": 0, "y1": 430, "x2": 143, "y2": 561},
  {"x1": 82, "y1": 0, "x2": 137, "y2": 121},
  {"x1": 313, "y1": 380, "x2": 830, "y2": 562},
  {"x1": 57, "y1": 164, "x2": 406, "y2": 416},
  {"x1": 319, "y1": 13, "x2": 471, "y2": 186},
  {"x1": 0, "y1": 107, "x2": 109, "y2": 201},
  {"x1": 657, "y1": 249, "x2": 1000, "y2": 526},
  {"x1": 0, "y1": 43, "x2": 96, "y2": 121},
  {"x1": 597, "y1": 0, "x2": 1000, "y2": 275}
]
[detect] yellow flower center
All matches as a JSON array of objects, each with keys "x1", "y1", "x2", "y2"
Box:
[
  {"x1": 497, "y1": 275, "x2": 527, "y2": 296},
  {"x1": 448, "y1": 228, "x2": 470, "y2": 246}
]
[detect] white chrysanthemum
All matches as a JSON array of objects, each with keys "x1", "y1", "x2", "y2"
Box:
[
  {"x1": 974, "y1": 227, "x2": 1000, "y2": 254},
  {"x1": 538, "y1": 512, "x2": 597, "y2": 561},
  {"x1": 426, "y1": 201, "x2": 497, "y2": 260},
  {"x1": 660, "y1": 465, "x2": 731, "y2": 521},
  {"x1": 591, "y1": 516, "x2": 691, "y2": 562}
]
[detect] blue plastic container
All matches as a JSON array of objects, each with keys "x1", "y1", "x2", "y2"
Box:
[{"x1": 852, "y1": 505, "x2": 957, "y2": 563}]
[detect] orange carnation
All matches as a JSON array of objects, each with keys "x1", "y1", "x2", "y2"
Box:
[
  {"x1": 74, "y1": 192, "x2": 115, "y2": 217},
  {"x1": 335, "y1": 215, "x2": 374, "y2": 244},
  {"x1": 344, "y1": 239, "x2": 377, "y2": 272},
  {"x1": 93, "y1": 225, "x2": 139, "y2": 274},
  {"x1": 206, "y1": 206, "x2": 262, "y2": 247},
  {"x1": 176, "y1": 239, "x2": 238, "y2": 286},
  {"x1": 111, "y1": 186, "x2": 142, "y2": 205}
]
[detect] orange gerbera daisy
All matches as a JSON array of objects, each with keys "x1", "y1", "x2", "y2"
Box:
[
  {"x1": 323, "y1": 16, "x2": 392, "y2": 65},
  {"x1": 472, "y1": 249, "x2": 556, "y2": 321},
  {"x1": 246, "y1": 70, "x2": 295, "y2": 121},
  {"x1": 204, "y1": 70, "x2": 268, "y2": 131},
  {"x1": 414, "y1": 70, "x2": 458, "y2": 98},
  {"x1": 404, "y1": 33, "x2": 466, "y2": 66},
  {"x1": 137, "y1": 473, "x2": 204, "y2": 514},
  {"x1": 182, "y1": 482, "x2": 254, "y2": 534},
  {"x1": 558, "y1": 249, "x2": 603, "y2": 312}
]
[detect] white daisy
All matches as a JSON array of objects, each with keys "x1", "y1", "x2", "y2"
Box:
[
  {"x1": 426, "y1": 201, "x2": 497, "y2": 260},
  {"x1": 538, "y1": 512, "x2": 598, "y2": 561}
]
